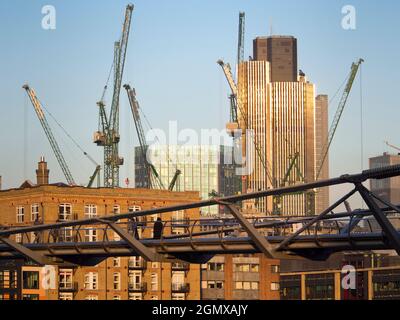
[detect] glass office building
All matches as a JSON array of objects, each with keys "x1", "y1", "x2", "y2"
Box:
[{"x1": 134, "y1": 145, "x2": 241, "y2": 216}]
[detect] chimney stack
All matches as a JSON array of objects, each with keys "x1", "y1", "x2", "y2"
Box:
[{"x1": 36, "y1": 156, "x2": 49, "y2": 185}]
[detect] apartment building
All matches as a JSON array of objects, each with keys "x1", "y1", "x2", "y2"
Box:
[
  {"x1": 0, "y1": 158, "x2": 201, "y2": 300},
  {"x1": 200, "y1": 254, "x2": 280, "y2": 300}
]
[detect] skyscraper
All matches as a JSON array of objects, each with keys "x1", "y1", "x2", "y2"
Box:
[
  {"x1": 315, "y1": 95, "x2": 330, "y2": 214},
  {"x1": 237, "y1": 60, "x2": 316, "y2": 215},
  {"x1": 235, "y1": 33, "x2": 331, "y2": 216},
  {"x1": 253, "y1": 36, "x2": 298, "y2": 82}
]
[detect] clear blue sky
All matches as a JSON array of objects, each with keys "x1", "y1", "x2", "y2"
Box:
[{"x1": 0, "y1": 0, "x2": 399, "y2": 208}]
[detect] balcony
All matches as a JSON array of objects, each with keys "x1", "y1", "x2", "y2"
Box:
[
  {"x1": 171, "y1": 262, "x2": 190, "y2": 271},
  {"x1": 59, "y1": 282, "x2": 78, "y2": 292},
  {"x1": 128, "y1": 282, "x2": 147, "y2": 292},
  {"x1": 128, "y1": 259, "x2": 147, "y2": 270},
  {"x1": 171, "y1": 283, "x2": 190, "y2": 293}
]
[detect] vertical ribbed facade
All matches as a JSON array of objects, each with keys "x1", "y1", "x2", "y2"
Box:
[
  {"x1": 315, "y1": 95, "x2": 330, "y2": 214},
  {"x1": 270, "y1": 81, "x2": 316, "y2": 216},
  {"x1": 238, "y1": 61, "x2": 271, "y2": 213},
  {"x1": 238, "y1": 61, "x2": 317, "y2": 216}
]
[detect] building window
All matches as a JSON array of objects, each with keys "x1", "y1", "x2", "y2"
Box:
[
  {"x1": 172, "y1": 293, "x2": 185, "y2": 300},
  {"x1": 15, "y1": 234, "x2": 22, "y2": 243},
  {"x1": 113, "y1": 258, "x2": 121, "y2": 268},
  {"x1": 150, "y1": 295, "x2": 158, "y2": 300},
  {"x1": 23, "y1": 271, "x2": 39, "y2": 289},
  {"x1": 31, "y1": 204, "x2": 39, "y2": 222},
  {"x1": 85, "y1": 295, "x2": 98, "y2": 300},
  {"x1": 59, "y1": 203, "x2": 72, "y2": 221},
  {"x1": 113, "y1": 273, "x2": 121, "y2": 290},
  {"x1": 84, "y1": 205, "x2": 98, "y2": 242},
  {"x1": 23, "y1": 294, "x2": 39, "y2": 300},
  {"x1": 235, "y1": 281, "x2": 259, "y2": 290},
  {"x1": 84, "y1": 272, "x2": 98, "y2": 290},
  {"x1": 129, "y1": 205, "x2": 141, "y2": 212},
  {"x1": 128, "y1": 293, "x2": 143, "y2": 300},
  {"x1": 85, "y1": 227, "x2": 97, "y2": 242},
  {"x1": 151, "y1": 273, "x2": 158, "y2": 291},
  {"x1": 59, "y1": 293, "x2": 73, "y2": 301},
  {"x1": 234, "y1": 263, "x2": 259, "y2": 273},
  {"x1": 251, "y1": 264, "x2": 259, "y2": 272},
  {"x1": 0, "y1": 270, "x2": 18, "y2": 289},
  {"x1": 129, "y1": 271, "x2": 142, "y2": 290},
  {"x1": 271, "y1": 282, "x2": 280, "y2": 291},
  {"x1": 113, "y1": 205, "x2": 120, "y2": 214},
  {"x1": 60, "y1": 227, "x2": 73, "y2": 242},
  {"x1": 16, "y1": 206, "x2": 24, "y2": 223},
  {"x1": 113, "y1": 295, "x2": 121, "y2": 300},
  {"x1": 202, "y1": 280, "x2": 224, "y2": 289},
  {"x1": 207, "y1": 262, "x2": 224, "y2": 272},
  {"x1": 59, "y1": 269, "x2": 73, "y2": 290},
  {"x1": 85, "y1": 204, "x2": 97, "y2": 218},
  {"x1": 271, "y1": 265, "x2": 280, "y2": 273}
]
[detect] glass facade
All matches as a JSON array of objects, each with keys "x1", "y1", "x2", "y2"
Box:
[{"x1": 134, "y1": 145, "x2": 241, "y2": 216}]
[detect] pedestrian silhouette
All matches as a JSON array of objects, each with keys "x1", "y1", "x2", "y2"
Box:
[
  {"x1": 130, "y1": 218, "x2": 139, "y2": 240},
  {"x1": 153, "y1": 217, "x2": 163, "y2": 239}
]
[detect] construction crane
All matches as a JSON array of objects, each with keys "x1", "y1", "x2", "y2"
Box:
[
  {"x1": 168, "y1": 169, "x2": 182, "y2": 191},
  {"x1": 124, "y1": 84, "x2": 165, "y2": 189},
  {"x1": 385, "y1": 141, "x2": 400, "y2": 154},
  {"x1": 85, "y1": 152, "x2": 101, "y2": 188},
  {"x1": 237, "y1": 12, "x2": 245, "y2": 69},
  {"x1": 23, "y1": 84, "x2": 75, "y2": 185},
  {"x1": 94, "y1": 4, "x2": 134, "y2": 188},
  {"x1": 315, "y1": 58, "x2": 364, "y2": 179},
  {"x1": 217, "y1": 59, "x2": 275, "y2": 188},
  {"x1": 124, "y1": 84, "x2": 182, "y2": 191}
]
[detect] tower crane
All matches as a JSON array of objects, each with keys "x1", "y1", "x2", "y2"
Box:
[
  {"x1": 23, "y1": 84, "x2": 75, "y2": 185},
  {"x1": 217, "y1": 59, "x2": 275, "y2": 189},
  {"x1": 315, "y1": 58, "x2": 364, "y2": 179},
  {"x1": 124, "y1": 84, "x2": 182, "y2": 191},
  {"x1": 237, "y1": 12, "x2": 245, "y2": 67},
  {"x1": 385, "y1": 141, "x2": 400, "y2": 154},
  {"x1": 124, "y1": 84, "x2": 164, "y2": 189},
  {"x1": 94, "y1": 4, "x2": 134, "y2": 188}
]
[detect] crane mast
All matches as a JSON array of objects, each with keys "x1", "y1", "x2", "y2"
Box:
[
  {"x1": 23, "y1": 84, "x2": 75, "y2": 185},
  {"x1": 94, "y1": 4, "x2": 133, "y2": 188},
  {"x1": 124, "y1": 84, "x2": 165, "y2": 189},
  {"x1": 316, "y1": 58, "x2": 364, "y2": 179},
  {"x1": 217, "y1": 59, "x2": 275, "y2": 188},
  {"x1": 237, "y1": 12, "x2": 245, "y2": 67}
]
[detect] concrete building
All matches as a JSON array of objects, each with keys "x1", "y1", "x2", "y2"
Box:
[
  {"x1": 315, "y1": 95, "x2": 330, "y2": 214},
  {"x1": 201, "y1": 254, "x2": 280, "y2": 300},
  {"x1": 369, "y1": 153, "x2": 400, "y2": 205},
  {"x1": 280, "y1": 252, "x2": 400, "y2": 300},
  {"x1": 0, "y1": 158, "x2": 201, "y2": 300},
  {"x1": 134, "y1": 145, "x2": 241, "y2": 217},
  {"x1": 253, "y1": 36, "x2": 298, "y2": 82}
]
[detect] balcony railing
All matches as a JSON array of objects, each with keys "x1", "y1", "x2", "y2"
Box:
[
  {"x1": 128, "y1": 259, "x2": 147, "y2": 270},
  {"x1": 171, "y1": 217, "x2": 190, "y2": 226},
  {"x1": 128, "y1": 282, "x2": 147, "y2": 292},
  {"x1": 171, "y1": 283, "x2": 190, "y2": 293},
  {"x1": 59, "y1": 281, "x2": 78, "y2": 292},
  {"x1": 171, "y1": 262, "x2": 190, "y2": 271}
]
